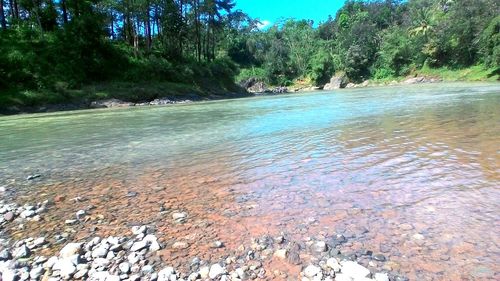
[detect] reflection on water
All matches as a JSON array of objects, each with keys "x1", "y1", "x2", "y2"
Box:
[{"x1": 1, "y1": 83, "x2": 499, "y2": 280}]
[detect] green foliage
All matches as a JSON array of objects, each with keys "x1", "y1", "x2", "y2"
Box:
[
  {"x1": 0, "y1": 0, "x2": 498, "y2": 112},
  {"x1": 236, "y1": 67, "x2": 267, "y2": 83},
  {"x1": 308, "y1": 48, "x2": 335, "y2": 85},
  {"x1": 480, "y1": 15, "x2": 500, "y2": 68}
]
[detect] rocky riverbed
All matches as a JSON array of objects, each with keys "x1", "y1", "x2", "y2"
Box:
[{"x1": 0, "y1": 198, "x2": 408, "y2": 281}]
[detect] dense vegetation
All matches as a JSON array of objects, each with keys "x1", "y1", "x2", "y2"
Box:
[
  {"x1": 0, "y1": 0, "x2": 499, "y2": 111},
  {"x1": 233, "y1": 0, "x2": 500, "y2": 85}
]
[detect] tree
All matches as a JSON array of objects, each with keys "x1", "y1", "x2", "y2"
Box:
[{"x1": 0, "y1": 0, "x2": 6, "y2": 30}]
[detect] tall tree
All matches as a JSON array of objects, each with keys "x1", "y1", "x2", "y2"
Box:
[{"x1": 0, "y1": 0, "x2": 6, "y2": 30}]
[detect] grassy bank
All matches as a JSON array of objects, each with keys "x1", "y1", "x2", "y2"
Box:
[
  {"x1": 370, "y1": 65, "x2": 500, "y2": 84},
  {"x1": 0, "y1": 81, "x2": 248, "y2": 115}
]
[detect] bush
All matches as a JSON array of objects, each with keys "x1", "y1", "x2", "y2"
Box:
[
  {"x1": 480, "y1": 16, "x2": 500, "y2": 68},
  {"x1": 236, "y1": 67, "x2": 267, "y2": 83}
]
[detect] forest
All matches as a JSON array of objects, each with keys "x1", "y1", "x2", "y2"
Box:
[{"x1": 0, "y1": 0, "x2": 499, "y2": 110}]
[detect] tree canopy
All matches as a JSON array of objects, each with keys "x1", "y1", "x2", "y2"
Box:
[{"x1": 0, "y1": 0, "x2": 498, "y2": 106}]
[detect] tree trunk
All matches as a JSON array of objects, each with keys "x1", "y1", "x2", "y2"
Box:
[
  {"x1": 8, "y1": 0, "x2": 15, "y2": 21},
  {"x1": 12, "y1": 0, "x2": 18, "y2": 19},
  {"x1": 133, "y1": 18, "x2": 139, "y2": 55},
  {"x1": 195, "y1": 0, "x2": 202, "y2": 62},
  {"x1": 61, "y1": 0, "x2": 68, "y2": 24},
  {"x1": 145, "y1": 1, "x2": 152, "y2": 50},
  {"x1": 0, "y1": 0, "x2": 7, "y2": 30},
  {"x1": 110, "y1": 11, "x2": 114, "y2": 39},
  {"x1": 178, "y1": 0, "x2": 183, "y2": 56},
  {"x1": 31, "y1": 0, "x2": 43, "y2": 32},
  {"x1": 125, "y1": 0, "x2": 133, "y2": 46}
]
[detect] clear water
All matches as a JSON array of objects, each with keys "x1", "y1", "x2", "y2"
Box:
[{"x1": 1, "y1": 83, "x2": 499, "y2": 280}]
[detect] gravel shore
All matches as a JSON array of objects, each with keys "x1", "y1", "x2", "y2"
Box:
[{"x1": 0, "y1": 198, "x2": 408, "y2": 281}]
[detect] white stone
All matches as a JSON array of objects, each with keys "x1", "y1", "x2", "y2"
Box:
[
  {"x1": 1, "y1": 269, "x2": 18, "y2": 281},
  {"x1": 127, "y1": 252, "x2": 140, "y2": 264},
  {"x1": 158, "y1": 267, "x2": 175, "y2": 281},
  {"x1": 144, "y1": 235, "x2": 161, "y2": 251},
  {"x1": 20, "y1": 210, "x2": 35, "y2": 218},
  {"x1": 312, "y1": 241, "x2": 327, "y2": 252},
  {"x1": 44, "y1": 256, "x2": 59, "y2": 269},
  {"x1": 119, "y1": 262, "x2": 130, "y2": 274},
  {"x1": 131, "y1": 225, "x2": 147, "y2": 235},
  {"x1": 340, "y1": 261, "x2": 371, "y2": 279},
  {"x1": 375, "y1": 272, "x2": 390, "y2": 281},
  {"x1": 92, "y1": 258, "x2": 110, "y2": 268},
  {"x1": 326, "y1": 258, "x2": 341, "y2": 272},
  {"x1": 209, "y1": 264, "x2": 225, "y2": 279},
  {"x1": 172, "y1": 212, "x2": 187, "y2": 221},
  {"x1": 303, "y1": 265, "x2": 321, "y2": 278},
  {"x1": 274, "y1": 249, "x2": 288, "y2": 259},
  {"x1": 29, "y1": 266, "x2": 44, "y2": 279},
  {"x1": 130, "y1": 240, "x2": 148, "y2": 252},
  {"x1": 13, "y1": 245, "x2": 30, "y2": 258},
  {"x1": 91, "y1": 245, "x2": 109, "y2": 258},
  {"x1": 59, "y1": 243, "x2": 82, "y2": 258},
  {"x1": 55, "y1": 259, "x2": 76, "y2": 279},
  {"x1": 199, "y1": 266, "x2": 210, "y2": 279},
  {"x1": 412, "y1": 233, "x2": 425, "y2": 240}
]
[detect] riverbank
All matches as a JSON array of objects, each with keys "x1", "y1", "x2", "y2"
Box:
[
  {"x1": 1, "y1": 67, "x2": 499, "y2": 116},
  {"x1": 0, "y1": 81, "x2": 250, "y2": 116},
  {"x1": 282, "y1": 65, "x2": 499, "y2": 93}
]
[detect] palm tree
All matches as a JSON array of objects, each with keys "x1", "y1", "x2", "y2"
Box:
[{"x1": 409, "y1": 8, "x2": 434, "y2": 38}]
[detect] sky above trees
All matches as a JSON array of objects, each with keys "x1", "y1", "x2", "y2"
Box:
[{"x1": 235, "y1": 0, "x2": 345, "y2": 27}]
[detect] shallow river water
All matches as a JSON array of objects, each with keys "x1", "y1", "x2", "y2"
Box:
[{"x1": 1, "y1": 83, "x2": 499, "y2": 280}]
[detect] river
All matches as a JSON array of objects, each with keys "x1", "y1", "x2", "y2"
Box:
[{"x1": 0, "y1": 83, "x2": 499, "y2": 280}]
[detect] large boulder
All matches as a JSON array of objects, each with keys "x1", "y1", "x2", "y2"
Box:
[
  {"x1": 90, "y1": 99, "x2": 135, "y2": 108},
  {"x1": 240, "y1": 77, "x2": 272, "y2": 93},
  {"x1": 248, "y1": 81, "x2": 270, "y2": 93},
  {"x1": 323, "y1": 74, "x2": 348, "y2": 90}
]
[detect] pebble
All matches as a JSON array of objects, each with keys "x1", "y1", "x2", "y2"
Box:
[
  {"x1": 311, "y1": 241, "x2": 327, "y2": 252},
  {"x1": 75, "y1": 210, "x2": 86, "y2": 219},
  {"x1": 131, "y1": 225, "x2": 147, "y2": 235},
  {"x1": 287, "y1": 250, "x2": 301, "y2": 265},
  {"x1": 412, "y1": 233, "x2": 425, "y2": 240},
  {"x1": 130, "y1": 240, "x2": 149, "y2": 252},
  {"x1": 13, "y1": 245, "x2": 30, "y2": 258},
  {"x1": 326, "y1": 258, "x2": 341, "y2": 272},
  {"x1": 158, "y1": 267, "x2": 176, "y2": 281},
  {"x1": 26, "y1": 174, "x2": 41, "y2": 180},
  {"x1": 74, "y1": 269, "x2": 88, "y2": 279},
  {"x1": 65, "y1": 219, "x2": 77, "y2": 225},
  {"x1": 0, "y1": 214, "x2": 409, "y2": 281},
  {"x1": 29, "y1": 266, "x2": 44, "y2": 279},
  {"x1": 274, "y1": 249, "x2": 288, "y2": 259},
  {"x1": 375, "y1": 272, "x2": 390, "y2": 281},
  {"x1": 340, "y1": 261, "x2": 371, "y2": 279},
  {"x1": 4, "y1": 211, "x2": 15, "y2": 221},
  {"x1": 172, "y1": 212, "x2": 188, "y2": 223},
  {"x1": 0, "y1": 249, "x2": 12, "y2": 260},
  {"x1": 59, "y1": 243, "x2": 82, "y2": 258},
  {"x1": 303, "y1": 264, "x2": 321, "y2": 278},
  {"x1": 209, "y1": 263, "x2": 225, "y2": 279},
  {"x1": 199, "y1": 266, "x2": 210, "y2": 279},
  {"x1": 20, "y1": 210, "x2": 35, "y2": 218},
  {"x1": 172, "y1": 241, "x2": 189, "y2": 249},
  {"x1": 56, "y1": 259, "x2": 77, "y2": 279},
  {"x1": 211, "y1": 241, "x2": 224, "y2": 248},
  {"x1": 373, "y1": 254, "x2": 386, "y2": 262},
  {"x1": 92, "y1": 245, "x2": 109, "y2": 258}
]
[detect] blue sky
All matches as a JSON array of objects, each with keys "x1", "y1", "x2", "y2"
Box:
[{"x1": 235, "y1": 0, "x2": 346, "y2": 27}]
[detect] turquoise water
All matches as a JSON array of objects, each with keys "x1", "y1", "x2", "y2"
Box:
[{"x1": 0, "y1": 83, "x2": 499, "y2": 279}]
